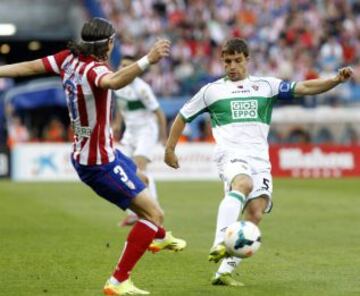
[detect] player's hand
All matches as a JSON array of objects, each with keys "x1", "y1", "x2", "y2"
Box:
[
  {"x1": 336, "y1": 67, "x2": 353, "y2": 83},
  {"x1": 147, "y1": 39, "x2": 171, "y2": 64},
  {"x1": 164, "y1": 147, "x2": 179, "y2": 169}
]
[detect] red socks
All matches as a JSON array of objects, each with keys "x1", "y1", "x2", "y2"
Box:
[
  {"x1": 113, "y1": 219, "x2": 165, "y2": 282},
  {"x1": 155, "y1": 226, "x2": 166, "y2": 239}
]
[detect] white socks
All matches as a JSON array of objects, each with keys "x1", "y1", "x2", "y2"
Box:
[
  {"x1": 109, "y1": 276, "x2": 120, "y2": 285},
  {"x1": 213, "y1": 190, "x2": 245, "y2": 278},
  {"x1": 216, "y1": 257, "x2": 242, "y2": 277},
  {"x1": 147, "y1": 173, "x2": 158, "y2": 201},
  {"x1": 213, "y1": 190, "x2": 245, "y2": 246}
]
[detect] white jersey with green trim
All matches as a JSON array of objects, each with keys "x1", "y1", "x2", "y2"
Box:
[
  {"x1": 180, "y1": 76, "x2": 296, "y2": 160},
  {"x1": 114, "y1": 77, "x2": 159, "y2": 129}
]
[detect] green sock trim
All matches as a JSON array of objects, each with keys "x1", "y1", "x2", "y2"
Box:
[{"x1": 228, "y1": 191, "x2": 245, "y2": 203}]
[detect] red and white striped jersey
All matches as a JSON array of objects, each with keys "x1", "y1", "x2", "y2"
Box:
[{"x1": 42, "y1": 50, "x2": 115, "y2": 166}]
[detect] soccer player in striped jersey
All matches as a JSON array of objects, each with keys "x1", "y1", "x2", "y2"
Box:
[
  {"x1": 0, "y1": 17, "x2": 186, "y2": 295},
  {"x1": 113, "y1": 55, "x2": 167, "y2": 227},
  {"x1": 165, "y1": 38, "x2": 352, "y2": 287}
]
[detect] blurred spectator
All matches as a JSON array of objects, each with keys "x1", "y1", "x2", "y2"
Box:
[
  {"x1": 0, "y1": 59, "x2": 14, "y2": 95},
  {"x1": 313, "y1": 127, "x2": 334, "y2": 144},
  {"x1": 340, "y1": 124, "x2": 358, "y2": 145},
  {"x1": 99, "y1": 0, "x2": 360, "y2": 102},
  {"x1": 3, "y1": 1, "x2": 360, "y2": 146},
  {"x1": 319, "y1": 36, "x2": 344, "y2": 71},
  {"x1": 6, "y1": 115, "x2": 30, "y2": 149},
  {"x1": 42, "y1": 117, "x2": 66, "y2": 142},
  {"x1": 177, "y1": 124, "x2": 192, "y2": 143},
  {"x1": 268, "y1": 129, "x2": 283, "y2": 144},
  {"x1": 286, "y1": 127, "x2": 311, "y2": 144},
  {"x1": 195, "y1": 119, "x2": 215, "y2": 143}
]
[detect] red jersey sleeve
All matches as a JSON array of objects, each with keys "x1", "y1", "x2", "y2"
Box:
[
  {"x1": 87, "y1": 64, "x2": 112, "y2": 87},
  {"x1": 41, "y1": 50, "x2": 71, "y2": 74}
]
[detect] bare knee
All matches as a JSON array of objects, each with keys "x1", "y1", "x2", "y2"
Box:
[
  {"x1": 149, "y1": 208, "x2": 164, "y2": 226},
  {"x1": 244, "y1": 208, "x2": 263, "y2": 225},
  {"x1": 243, "y1": 197, "x2": 268, "y2": 225},
  {"x1": 140, "y1": 206, "x2": 164, "y2": 226},
  {"x1": 130, "y1": 191, "x2": 164, "y2": 226},
  {"x1": 231, "y1": 175, "x2": 253, "y2": 196}
]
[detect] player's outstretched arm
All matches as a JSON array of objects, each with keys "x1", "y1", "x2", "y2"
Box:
[
  {"x1": 294, "y1": 67, "x2": 353, "y2": 96},
  {"x1": 101, "y1": 39, "x2": 171, "y2": 90},
  {"x1": 0, "y1": 59, "x2": 46, "y2": 78},
  {"x1": 164, "y1": 114, "x2": 186, "y2": 169}
]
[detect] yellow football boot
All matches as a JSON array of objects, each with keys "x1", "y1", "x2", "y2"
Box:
[
  {"x1": 103, "y1": 278, "x2": 150, "y2": 295},
  {"x1": 148, "y1": 231, "x2": 186, "y2": 253}
]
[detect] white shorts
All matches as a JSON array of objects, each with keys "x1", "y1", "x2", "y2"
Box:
[
  {"x1": 214, "y1": 149, "x2": 273, "y2": 213},
  {"x1": 120, "y1": 123, "x2": 158, "y2": 161}
]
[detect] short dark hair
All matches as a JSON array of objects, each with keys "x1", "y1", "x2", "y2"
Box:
[
  {"x1": 221, "y1": 38, "x2": 249, "y2": 57},
  {"x1": 68, "y1": 17, "x2": 116, "y2": 60}
]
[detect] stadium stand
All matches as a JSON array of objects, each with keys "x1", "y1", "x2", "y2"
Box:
[{"x1": 1, "y1": 0, "x2": 360, "y2": 146}]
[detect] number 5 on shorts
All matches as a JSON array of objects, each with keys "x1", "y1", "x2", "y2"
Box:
[{"x1": 262, "y1": 178, "x2": 270, "y2": 190}]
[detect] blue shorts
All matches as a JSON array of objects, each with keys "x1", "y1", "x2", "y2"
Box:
[{"x1": 71, "y1": 149, "x2": 146, "y2": 210}]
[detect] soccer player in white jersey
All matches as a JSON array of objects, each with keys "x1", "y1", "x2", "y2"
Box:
[
  {"x1": 0, "y1": 17, "x2": 186, "y2": 295},
  {"x1": 165, "y1": 38, "x2": 353, "y2": 286},
  {"x1": 113, "y1": 55, "x2": 167, "y2": 226}
]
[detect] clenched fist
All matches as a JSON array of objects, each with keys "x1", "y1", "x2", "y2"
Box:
[
  {"x1": 164, "y1": 148, "x2": 179, "y2": 169},
  {"x1": 336, "y1": 67, "x2": 353, "y2": 83},
  {"x1": 147, "y1": 39, "x2": 171, "y2": 64}
]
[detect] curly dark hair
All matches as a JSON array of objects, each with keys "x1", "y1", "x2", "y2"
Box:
[{"x1": 68, "y1": 17, "x2": 116, "y2": 61}]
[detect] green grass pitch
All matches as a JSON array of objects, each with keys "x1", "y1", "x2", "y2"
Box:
[{"x1": 1, "y1": 179, "x2": 360, "y2": 296}]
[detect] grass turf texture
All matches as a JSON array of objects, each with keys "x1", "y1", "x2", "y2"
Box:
[{"x1": 1, "y1": 179, "x2": 360, "y2": 296}]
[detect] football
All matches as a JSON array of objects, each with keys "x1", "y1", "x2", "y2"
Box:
[{"x1": 224, "y1": 221, "x2": 261, "y2": 258}]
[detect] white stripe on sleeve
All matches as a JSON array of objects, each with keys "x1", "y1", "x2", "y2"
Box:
[{"x1": 48, "y1": 56, "x2": 60, "y2": 74}]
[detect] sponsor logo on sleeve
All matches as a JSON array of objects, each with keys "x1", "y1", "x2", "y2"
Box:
[
  {"x1": 93, "y1": 66, "x2": 109, "y2": 76},
  {"x1": 251, "y1": 84, "x2": 259, "y2": 91}
]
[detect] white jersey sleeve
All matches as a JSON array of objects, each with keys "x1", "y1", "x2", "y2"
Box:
[
  {"x1": 263, "y1": 77, "x2": 296, "y2": 100},
  {"x1": 179, "y1": 85, "x2": 209, "y2": 122},
  {"x1": 136, "y1": 79, "x2": 159, "y2": 111}
]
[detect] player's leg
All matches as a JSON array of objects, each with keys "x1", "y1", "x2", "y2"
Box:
[
  {"x1": 243, "y1": 195, "x2": 269, "y2": 225},
  {"x1": 120, "y1": 157, "x2": 155, "y2": 227},
  {"x1": 210, "y1": 175, "x2": 252, "y2": 257},
  {"x1": 210, "y1": 174, "x2": 252, "y2": 286},
  {"x1": 213, "y1": 198, "x2": 268, "y2": 287},
  {"x1": 210, "y1": 152, "x2": 253, "y2": 263},
  {"x1": 71, "y1": 153, "x2": 152, "y2": 295},
  {"x1": 118, "y1": 133, "x2": 140, "y2": 226},
  {"x1": 130, "y1": 190, "x2": 186, "y2": 253},
  {"x1": 133, "y1": 155, "x2": 158, "y2": 201},
  {"x1": 133, "y1": 125, "x2": 158, "y2": 203},
  {"x1": 105, "y1": 189, "x2": 162, "y2": 295},
  {"x1": 97, "y1": 152, "x2": 185, "y2": 295},
  {"x1": 119, "y1": 168, "x2": 150, "y2": 227},
  {"x1": 243, "y1": 171, "x2": 273, "y2": 224},
  {"x1": 120, "y1": 127, "x2": 158, "y2": 227},
  {"x1": 214, "y1": 172, "x2": 273, "y2": 286}
]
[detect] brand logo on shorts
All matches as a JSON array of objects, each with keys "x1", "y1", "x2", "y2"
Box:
[
  {"x1": 227, "y1": 261, "x2": 237, "y2": 267},
  {"x1": 230, "y1": 158, "x2": 247, "y2": 164},
  {"x1": 231, "y1": 100, "x2": 258, "y2": 119}
]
